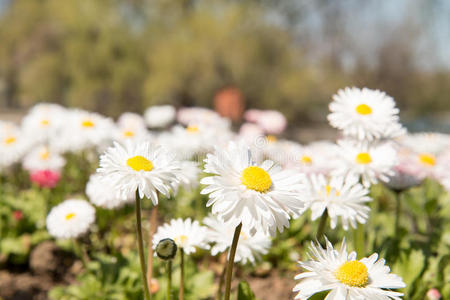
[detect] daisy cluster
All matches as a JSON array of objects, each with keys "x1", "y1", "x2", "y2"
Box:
[{"x1": 2, "y1": 86, "x2": 449, "y2": 299}]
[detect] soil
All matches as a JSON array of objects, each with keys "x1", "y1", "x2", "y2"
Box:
[
  {"x1": 248, "y1": 271, "x2": 297, "y2": 300},
  {"x1": 0, "y1": 241, "x2": 78, "y2": 300}
]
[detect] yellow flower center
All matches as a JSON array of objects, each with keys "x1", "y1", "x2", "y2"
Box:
[
  {"x1": 41, "y1": 119, "x2": 50, "y2": 126},
  {"x1": 418, "y1": 153, "x2": 435, "y2": 166},
  {"x1": 40, "y1": 149, "x2": 50, "y2": 160},
  {"x1": 123, "y1": 130, "x2": 135, "y2": 138},
  {"x1": 300, "y1": 155, "x2": 312, "y2": 165},
  {"x1": 126, "y1": 155, "x2": 154, "y2": 172},
  {"x1": 240, "y1": 231, "x2": 248, "y2": 240},
  {"x1": 186, "y1": 125, "x2": 199, "y2": 133},
  {"x1": 324, "y1": 185, "x2": 340, "y2": 197},
  {"x1": 175, "y1": 235, "x2": 188, "y2": 245},
  {"x1": 266, "y1": 135, "x2": 277, "y2": 143},
  {"x1": 355, "y1": 104, "x2": 372, "y2": 115},
  {"x1": 4, "y1": 136, "x2": 16, "y2": 145},
  {"x1": 241, "y1": 166, "x2": 272, "y2": 193},
  {"x1": 81, "y1": 120, "x2": 95, "y2": 128},
  {"x1": 65, "y1": 213, "x2": 76, "y2": 220},
  {"x1": 356, "y1": 152, "x2": 372, "y2": 164},
  {"x1": 335, "y1": 261, "x2": 369, "y2": 287}
]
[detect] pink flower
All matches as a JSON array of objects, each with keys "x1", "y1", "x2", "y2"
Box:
[
  {"x1": 13, "y1": 210, "x2": 24, "y2": 221},
  {"x1": 30, "y1": 169, "x2": 61, "y2": 188},
  {"x1": 244, "y1": 109, "x2": 287, "y2": 134},
  {"x1": 427, "y1": 288, "x2": 441, "y2": 300}
]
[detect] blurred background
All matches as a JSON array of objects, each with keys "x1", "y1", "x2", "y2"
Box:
[{"x1": 0, "y1": 0, "x2": 449, "y2": 131}]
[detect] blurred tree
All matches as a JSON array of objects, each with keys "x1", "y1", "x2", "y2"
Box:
[
  {"x1": 0, "y1": 0, "x2": 448, "y2": 122},
  {"x1": 0, "y1": 0, "x2": 343, "y2": 120}
]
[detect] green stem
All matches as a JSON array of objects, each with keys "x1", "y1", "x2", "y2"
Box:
[
  {"x1": 72, "y1": 239, "x2": 89, "y2": 267},
  {"x1": 353, "y1": 224, "x2": 365, "y2": 258},
  {"x1": 135, "y1": 191, "x2": 151, "y2": 300},
  {"x1": 179, "y1": 248, "x2": 185, "y2": 300},
  {"x1": 394, "y1": 190, "x2": 402, "y2": 236},
  {"x1": 167, "y1": 260, "x2": 173, "y2": 300},
  {"x1": 215, "y1": 255, "x2": 227, "y2": 300},
  {"x1": 316, "y1": 210, "x2": 328, "y2": 241},
  {"x1": 224, "y1": 223, "x2": 242, "y2": 300}
]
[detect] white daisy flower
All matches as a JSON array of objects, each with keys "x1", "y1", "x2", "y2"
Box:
[
  {"x1": 177, "y1": 107, "x2": 231, "y2": 129},
  {"x1": 113, "y1": 112, "x2": 151, "y2": 143},
  {"x1": 22, "y1": 145, "x2": 66, "y2": 172},
  {"x1": 97, "y1": 141, "x2": 182, "y2": 204},
  {"x1": 328, "y1": 87, "x2": 402, "y2": 141},
  {"x1": 203, "y1": 215, "x2": 271, "y2": 264},
  {"x1": 117, "y1": 112, "x2": 147, "y2": 130},
  {"x1": 51, "y1": 109, "x2": 114, "y2": 153},
  {"x1": 306, "y1": 174, "x2": 371, "y2": 230},
  {"x1": 46, "y1": 199, "x2": 96, "y2": 239},
  {"x1": 332, "y1": 140, "x2": 397, "y2": 187},
  {"x1": 153, "y1": 218, "x2": 210, "y2": 255},
  {"x1": 86, "y1": 174, "x2": 134, "y2": 209},
  {"x1": 21, "y1": 103, "x2": 67, "y2": 144},
  {"x1": 0, "y1": 122, "x2": 30, "y2": 169},
  {"x1": 159, "y1": 124, "x2": 230, "y2": 160},
  {"x1": 283, "y1": 142, "x2": 339, "y2": 175},
  {"x1": 144, "y1": 105, "x2": 176, "y2": 128},
  {"x1": 293, "y1": 238, "x2": 406, "y2": 300},
  {"x1": 382, "y1": 146, "x2": 424, "y2": 190},
  {"x1": 398, "y1": 132, "x2": 450, "y2": 156},
  {"x1": 200, "y1": 142, "x2": 308, "y2": 236},
  {"x1": 171, "y1": 160, "x2": 201, "y2": 194}
]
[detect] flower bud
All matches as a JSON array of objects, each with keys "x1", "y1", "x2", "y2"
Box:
[
  {"x1": 156, "y1": 238, "x2": 177, "y2": 260},
  {"x1": 427, "y1": 288, "x2": 441, "y2": 300}
]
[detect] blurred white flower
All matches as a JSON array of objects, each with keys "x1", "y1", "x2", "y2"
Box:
[
  {"x1": 398, "y1": 132, "x2": 450, "y2": 156},
  {"x1": 171, "y1": 160, "x2": 200, "y2": 194},
  {"x1": 306, "y1": 174, "x2": 371, "y2": 230},
  {"x1": 97, "y1": 141, "x2": 182, "y2": 204},
  {"x1": 0, "y1": 122, "x2": 30, "y2": 169},
  {"x1": 383, "y1": 146, "x2": 424, "y2": 190},
  {"x1": 293, "y1": 238, "x2": 406, "y2": 300},
  {"x1": 22, "y1": 145, "x2": 66, "y2": 172},
  {"x1": 117, "y1": 112, "x2": 147, "y2": 130},
  {"x1": 51, "y1": 109, "x2": 114, "y2": 153},
  {"x1": 203, "y1": 215, "x2": 271, "y2": 264},
  {"x1": 238, "y1": 122, "x2": 264, "y2": 143},
  {"x1": 113, "y1": 112, "x2": 151, "y2": 143},
  {"x1": 177, "y1": 107, "x2": 230, "y2": 129},
  {"x1": 201, "y1": 142, "x2": 308, "y2": 236},
  {"x1": 144, "y1": 105, "x2": 176, "y2": 128},
  {"x1": 328, "y1": 87, "x2": 403, "y2": 141},
  {"x1": 159, "y1": 124, "x2": 231, "y2": 159},
  {"x1": 153, "y1": 218, "x2": 210, "y2": 255},
  {"x1": 86, "y1": 174, "x2": 134, "y2": 209},
  {"x1": 282, "y1": 141, "x2": 339, "y2": 175},
  {"x1": 332, "y1": 139, "x2": 397, "y2": 187},
  {"x1": 21, "y1": 103, "x2": 67, "y2": 144},
  {"x1": 46, "y1": 199, "x2": 96, "y2": 239}
]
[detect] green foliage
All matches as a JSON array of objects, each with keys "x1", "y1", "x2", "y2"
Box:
[
  {"x1": 0, "y1": 185, "x2": 50, "y2": 264},
  {"x1": 0, "y1": 0, "x2": 345, "y2": 119},
  {"x1": 237, "y1": 281, "x2": 256, "y2": 300},
  {"x1": 1, "y1": 144, "x2": 450, "y2": 299},
  {"x1": 49, "y1": 253, "x2": 143, "y2": 300}
]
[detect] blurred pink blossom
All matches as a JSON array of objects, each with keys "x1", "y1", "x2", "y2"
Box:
[
  {"x1": 13, "y1": 210, "x2": 24, "y2": 221},
  {"x1": 30, "y1": 169, "x2": 61, "y2": 188},
  {"x1": 426, "y1": 288, "x2": 441, "y2": 300}
]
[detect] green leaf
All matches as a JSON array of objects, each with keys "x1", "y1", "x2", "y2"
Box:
[{"x1": 237, "y1": 281, "x2": 256, "y2": 300}]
